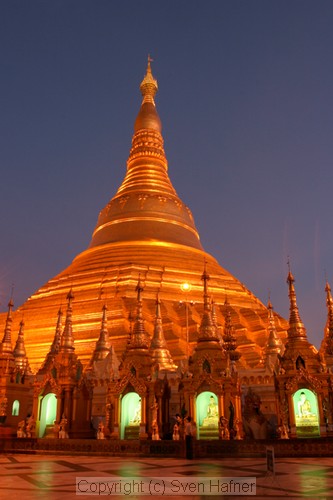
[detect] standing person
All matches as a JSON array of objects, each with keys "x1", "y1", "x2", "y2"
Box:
[
  {"x1": 175, "y1": 413, "x2": 184, "y2": 439},
  {"x1": 185, "y1": 416, "x2": 194, "y2": 459}
]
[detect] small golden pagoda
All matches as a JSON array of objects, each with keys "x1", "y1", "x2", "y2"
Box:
[
  {"x1": 275, "y1": 269, "x2": 332, "y2": 438},
  {"x1": 0, "y1": 59, "x2": 288, "y2": 375}
]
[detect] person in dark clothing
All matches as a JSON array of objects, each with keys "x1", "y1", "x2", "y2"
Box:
[{"x1": 185, "y1": 416, "x2": 194, "y2": 459}]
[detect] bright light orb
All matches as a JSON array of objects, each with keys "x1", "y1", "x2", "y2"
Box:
[{"x1": 181, "y1": 282, "x2": 191, "y2": 293}]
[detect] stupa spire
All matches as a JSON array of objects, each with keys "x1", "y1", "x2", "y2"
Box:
[
  {"x1": 13, "y1": 319, "x2": 29, "y2": 370},
  {"x1": 38, "y1": 307, "x2": 63, "y2": 373},
  {"x1": 50, "y1": 306, "x2": 63, "y2": 355},
  {"x1": 286, "y1": 267, "x2": 307, "y2": 340},
  {"x1": 0, "y1": 298, "x2": 14, "y2": 355},
  {"x1": 202, "y1": 261, "x2": 210, "y2": 311},
  {"x1": 130, "y1": 276, "x2": 149, "y2": 349},
  {"x1": 139, "y1": 55, "x2": 158, "y2": 105},
  {"x1": 89, "y1": 59, "x2": 202, "y2": 251},
  {"x1": 223, "y1": 297, "x2": 241, "y2": 365},
  {"x1": 91, "y1": 304, "x2": 111, "y2": 362},
  {"x1": 60, "y1": 289, "x2": 75, "y2": 353},
  {"x1": 324, "y1": 280, "x2": 333, "y2": 355},
  {"x1": 266, "y1": 299, "x2": 282, "y2": 354},
  {"x1": 150, "y1": 294, "x2": 177, "y2": 371},
  {"x1": 197, "y1": 264, "x2": 219, "y2": 341}
]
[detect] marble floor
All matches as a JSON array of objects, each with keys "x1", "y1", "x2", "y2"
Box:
[{"x1": 0, "y1": 453, "x2": 332, "y2": 499}]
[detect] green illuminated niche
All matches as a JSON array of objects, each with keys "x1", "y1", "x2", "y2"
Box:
[
  {"x1": 293, "y1": 388, "x2": 320, "y2": 437},
  {"x1": 39, "y1": 393, "x2": 57, "y2": 437},
  {"x1": 196, "y1": 391, "x2": 218, "y2": 428},
  {"x1": 121, "y1": 392, "x2": 141, "y2": 439}
]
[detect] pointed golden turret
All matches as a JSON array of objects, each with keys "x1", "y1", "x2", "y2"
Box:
[
  {"x1": 60, "y1": 290, "x2": 75, "y2": 353},
  {"x1": 134, "y1": 56, "x2": 161, "y2": 132},
  {"x1": 279, "y1": 267, "x2": 321, "y2": 374},
  {"x1": 91, "y1": 304, "x2": 111, "y2": 363},
  {"x1": 197, "y1": 264, "x2": 219, "y2": 342},
  {"x1": 324, "y1": 281, "x2": 333, "y2": 356},
  {"x1": 264, "y1": 299, "x2": 282, "y2": 372},
  {"x1": 223, "y1": 297, "x2": 241, "y2": 362},
  {"x1": 51, "y1": 307, "x2": 63, "y2": 355},
  {"x1": 38, "y1": 307, "x2": 63, "y2": 374},
  {"x1": 130, "y1": 277, "x2": 149, "y2": 349},
  {"x1": 286, "y1": 270, "x2": 307, "y2": 341},
  {"x1": 13, "y1": 319, "x2": 29, "y2": 370},
  {"x1": 0, "y1": 299, "x2": 14, "y2": 355},
  {"x1": 119, "y1": 278, "x2": 152, "y2": 379},
  {"x1": 266, "y1": 300, "x2": 282, "y2": 355},
  {"x1": 150, "y1": 295, "x2": 177, "y2": 372},
  {"x1": 89, "y1": 57, "x2": 202, "y2": 250}
]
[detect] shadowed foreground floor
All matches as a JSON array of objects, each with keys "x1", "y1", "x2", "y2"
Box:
[{"x1": 0, "y1": 453, "x2": 332, "y2": 499}]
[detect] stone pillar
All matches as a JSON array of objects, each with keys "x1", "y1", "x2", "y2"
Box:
[
  {"x1": 111, "y1": 396, "x2": 119, "y2": 439},
  {"x1": 234, "y1": 394, "x2": 243, "y2": 439},
  {"x1": 317, "y1": 393, "x2": 327, "y2": 437},
  {"x1": 34, "y1": 394, "x2": 42, "y2": 437},
  {"x1": 189, "y1": 393, "x2": 195, "y2": 421},
  {"x1": 63, "y1": 388, "x2": 71, "y2": 419},
  {"x1": 224, "y1": 379, "x2": 232, "y2": 418},
  {"x1": 139, "y1": 395, "x2": 148, "y2": 439},
  {"x1": 157, "y1": 396, "x2": 163, "y2": 425},
  {"x1": 56, "y1": 393, "x2": 62, "y2": 424},
  {"x1": 218, "y1": 393, "x2": 224, "y2": 419},
  {"x1": 287, "y1": 393, "x2": 296, "y2": 438}
]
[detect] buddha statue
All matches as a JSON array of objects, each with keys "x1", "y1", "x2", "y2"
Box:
[{"x1": 202, "y1": 396, "x2": 218, "y2": 427}]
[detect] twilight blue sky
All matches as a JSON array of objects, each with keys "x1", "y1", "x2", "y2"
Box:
[{"x1": 1, "y1": 1, "x2": 333, "y2": 348}]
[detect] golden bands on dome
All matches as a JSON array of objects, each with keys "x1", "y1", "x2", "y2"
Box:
[
  {"x1": 115, "y1": 176, "x2": 175, "y2": 195},
  {"x1": 91, "y1": 217, "x2": 200, "y2": 239},
  {"x1": 74, "y1": 239, "x2": 214, "y2": 262}
]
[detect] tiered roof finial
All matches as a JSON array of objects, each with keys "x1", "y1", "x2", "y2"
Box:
[
  {"x1": 197, "y1": 263, "x2": 219, "y2": 341},
  {"x1": 222, "y1": 297, "x2": 241, "y2": 369},
  {"x1": 139, "y1": 55, "x2": 158, "y2": 104},
  {"x1": 267, "y1": 300, "x2": 281, "y2": 349},
  {"x1": 150, "y1": 294, "x2": 177, "y2": 371},
  {"x1": 0, "y1": 298, "x2": 14, "y2": 355},
  {"x1": 286, "y1": 264, "x2": 307, "y2": 340},
  {"x1": 13, "y1": 319, "x2": 29, "y2": 370},
  {"x1": 91, "y1": 304, "x2": 111, "y2": 362},
  {"x1": 131, "y1": 276, "x2": 149, "y2": 348},
  {"x1": 51, "y1": 306, "x2": 63, "y2": 355},
  {"x1": 38, "y1": 306, "x2": 63, "y2": 373},
  {"x1": 324, "y1": 280, "x2": 333, "y2": 355},
  {"x1": 60, "y1": 289, "x2": 75, "y2": 353},
  {"x1": 266, "y1": 299, "x2": 282, "y2": 356},
  {"x1": 201, "y1": 260, "x2": 210, "y2": 311}
]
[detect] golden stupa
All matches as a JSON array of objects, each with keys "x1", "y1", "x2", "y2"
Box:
[{"x1": 1, "y1": 60, "x2": 288, "y2": 371}]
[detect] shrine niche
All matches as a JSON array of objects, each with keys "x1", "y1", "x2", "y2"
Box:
[
  {"x1": 292, "y1": 388, "x2": 320, "y2": 437},
  {"x1": 121, "y1": 392, "x2": 141, "y2": 439},
  {"x1": 38, "y1": 392, "x2": 57, "y2": 437},
  {"x1": 196, "y1": 391, "x2": 219, "y2": 439}
]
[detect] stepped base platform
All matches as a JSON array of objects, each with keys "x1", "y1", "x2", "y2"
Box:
[
  {"x1": 124, "y1": 425, "x2": 139, "y2": 440},
  {"x1": 198, "y1": 426, "x2": 219, "y2": 440},
  {"x1": 2, "y1": 437, "x2": 333, "y2": 458}
]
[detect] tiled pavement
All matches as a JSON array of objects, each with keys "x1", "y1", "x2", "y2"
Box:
[{"x1": 0, "y1": 454, "x2": 333, "y2": 499}]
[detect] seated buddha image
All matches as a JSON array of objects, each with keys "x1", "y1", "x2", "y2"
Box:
[
  {"x1": 297, "y1": 392, "x2": 312, "y2": 418},
  {"x1": 129, "y1": 400, "x2": 141, "y2": 425},
  {"x1": 202, "y1": 396, "x2": 219, "y2": 427}
]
